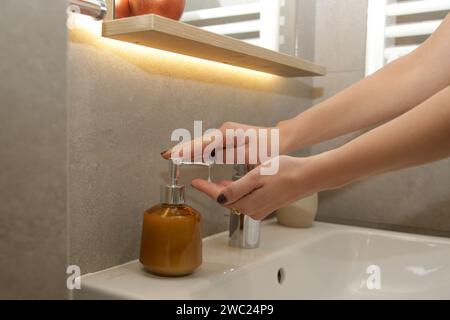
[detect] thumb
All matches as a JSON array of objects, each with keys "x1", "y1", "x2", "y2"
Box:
[
  {"x1": 217, "y1": 170, "x2": 262, "y2": 205},
  {"x1": 191, "y1": 179, "x2": 228, "y2": 200}
]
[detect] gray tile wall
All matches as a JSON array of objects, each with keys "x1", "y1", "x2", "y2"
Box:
[
  {"x1": 0, "y1": 0, "x2": 68, "y2": 299},
  {"x1": 311, "y1": 0, "x2": 450, "y2": 237},
  {"x1": 67, "y1": 18, "x2": 315, "y2": 273}
]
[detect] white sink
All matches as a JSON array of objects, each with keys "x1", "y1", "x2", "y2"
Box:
[{"x1": 75, "y1": 221, "x2": 450, "y2": 300}]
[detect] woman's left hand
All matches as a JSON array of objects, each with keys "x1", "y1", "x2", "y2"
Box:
[{"x1": 191, "y1": 155, "x2": 326, "y2": 220}]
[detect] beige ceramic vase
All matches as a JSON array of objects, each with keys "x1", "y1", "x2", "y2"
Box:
[{"x1": 276, "y1": 193, "x2": 318, "y2": 228}]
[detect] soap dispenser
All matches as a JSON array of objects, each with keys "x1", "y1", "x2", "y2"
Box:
[{"x1": 139, "y1": 160, "x2": 202, "y2": 276}]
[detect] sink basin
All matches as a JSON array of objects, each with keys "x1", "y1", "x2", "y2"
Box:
[{"x1": 75, "y1": 221, "x2": 450, "y2": 299}]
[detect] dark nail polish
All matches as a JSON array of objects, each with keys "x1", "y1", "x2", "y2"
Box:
[
  {"x1": 160, "y1": 149, "x2": 169, "y2": 156},
  {"x1": 217, "y1": 193, "x2": 227, "y2": 205},
  {"x1": 211, "y1": 149, "x2": 216, "y2": 158}
]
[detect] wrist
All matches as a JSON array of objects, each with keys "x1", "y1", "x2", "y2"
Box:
[
  {"x1": 306, "y1": 149, "x2": 354, "y2": 192},
  {"x1": 276, "y1": 119, "x2": 296, "y2": 155}
]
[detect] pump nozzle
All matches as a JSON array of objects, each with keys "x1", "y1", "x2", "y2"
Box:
[
  {"x1": 168, "y1": 158, "x2": 182, "y2": 186},
  {"x1": 161, "y1": 159, "x2": 185, "y2": 205},
  {"x1": 160, "y1": 159, "x2": 213, "y2": 205}
]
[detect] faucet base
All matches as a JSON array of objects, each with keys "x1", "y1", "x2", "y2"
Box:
[{"x1": 228, "y1": 212, "x2": 261, "y2": 249}]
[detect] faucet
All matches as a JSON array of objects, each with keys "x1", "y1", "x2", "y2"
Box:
[
  {"x1": 68, "y1": 0, "x2": 108, "y2": 20},
  {"x1": 228, "y1": 165, "x2": 261, "y2": 249}
]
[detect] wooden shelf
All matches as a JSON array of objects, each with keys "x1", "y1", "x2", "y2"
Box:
[{"x1": 102, "y1": 14, "x2": 326, "y2": 77}]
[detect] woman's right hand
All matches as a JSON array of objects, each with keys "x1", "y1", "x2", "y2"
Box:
[{"x1": 161, "y1": 121, "x2": 285, "y2": 164}]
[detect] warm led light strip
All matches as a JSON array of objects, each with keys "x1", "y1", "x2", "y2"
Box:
[{"x1": 69, "y1": 13, "x2": 278, "y2": 79}]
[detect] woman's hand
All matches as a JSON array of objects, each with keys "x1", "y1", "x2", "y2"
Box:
[
  {"x1": 191, "y1": 155, "x2": 325, "y2": 220},
  {"x1": 161, "y1": 121, "x2": 285, "y2": 164}
]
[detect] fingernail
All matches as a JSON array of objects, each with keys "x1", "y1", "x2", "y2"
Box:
[
  {"x1": 217, "y1": 193, "x2": 227, "y2": 205},
  {"x1": 160, "y1": 149, "x2": 169, "y2": 157},
  {"x1": 211, "y1": 149, "x2": 216, "y2": 158}
]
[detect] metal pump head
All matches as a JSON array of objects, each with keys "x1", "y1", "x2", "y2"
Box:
[
  {"x1": 160, "y1": 159, "x2": 185, "y2": 205},
  {"x1": 160, "y1": 159, "x2": 212, "y2": 205}
]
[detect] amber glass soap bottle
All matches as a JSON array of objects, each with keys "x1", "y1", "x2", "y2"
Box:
[{"x1": 139, "y1": 161, "x2": 202, "y2": 276}]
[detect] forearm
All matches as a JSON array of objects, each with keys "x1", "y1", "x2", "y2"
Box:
[
  {"x1": 279, "y1": 14, "x2": 450, "y2": 154},
  {"x1": 316, "y1": 86, "x2": 450, "y2": 190}
]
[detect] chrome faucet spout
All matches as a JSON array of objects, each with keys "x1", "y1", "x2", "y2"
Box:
[
  {"x1": 228, "y1": 164, "x2": 261, "y2": 249},
  {"x1": 68, "y1": 0, "x2": 108, "y2": 20}
]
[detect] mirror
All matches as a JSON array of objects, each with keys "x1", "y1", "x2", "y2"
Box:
[{"x1": 183, "y1": 0, "x2": 299, "y2": 56}]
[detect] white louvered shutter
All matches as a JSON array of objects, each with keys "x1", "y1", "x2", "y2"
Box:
[{"x1": 365, "y1": 0, "x2": 450, "y2": 75}]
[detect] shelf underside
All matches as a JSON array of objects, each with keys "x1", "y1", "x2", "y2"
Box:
[{"x1": 102, "y1": 14, "x2": 326, "y2": 77}]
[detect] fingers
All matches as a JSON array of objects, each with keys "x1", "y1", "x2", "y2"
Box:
[
  {"x1": 216, "y1": 169, "x2": 262, "y2": 205},
  {"x1": 161, "y1": 150, "x2": 170, "y2": 159},
  {"x1": 217, "y1": 180, "x2": 232, "y2": 187},
  {"x1": 229, "y1": 187, "x2": 268, "y2": 220},
  {"x1": 214, "y1": 144, "x2": 258, "y2": 165},
  {"x1": 192, "y1": 177, "x2": 271, "y2": 221},
  {"x1": 220, "y1": 122, "x2": 258, "y2": 147},
  {"x1": 192, "y1": 168, "x2": 262, "y2": 206},
  {"x1": 161, "y1": 133, "x2": 221, "y2": 162},
  {"x1": 191, "y1": 179, "x2": 227, "y2": 200},
  {"x1": 161, "y1": 122, "x2": 261, "y2": 162}
]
